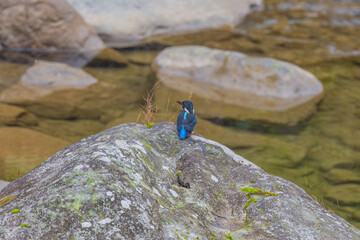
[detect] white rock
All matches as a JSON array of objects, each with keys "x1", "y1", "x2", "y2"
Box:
[
  {"x1": 153, "y1": 45, "x2": 324, "y2": 111},
  {"x1": 21, "y1": 61, "x2": 97, "y2": 91},
  {"x1": 66, "y1": 0, "x2": 263, "y2": 47}
]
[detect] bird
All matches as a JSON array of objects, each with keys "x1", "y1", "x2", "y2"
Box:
[{"x1": 176, "y1": 100, "x2": 197, "y2": 140}]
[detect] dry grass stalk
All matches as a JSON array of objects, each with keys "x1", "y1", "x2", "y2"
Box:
[{"x1": 138, "y1": 81, "x2": 160, "y2": 128}]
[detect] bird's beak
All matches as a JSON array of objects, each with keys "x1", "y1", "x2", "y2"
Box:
[{"x1": 176, "y1": 101, "x2": 183, "y2": 106}]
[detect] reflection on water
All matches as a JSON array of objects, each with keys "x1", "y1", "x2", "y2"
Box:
[{"x1": 0, "y1": 49, "x2": 100, "y2": 68}]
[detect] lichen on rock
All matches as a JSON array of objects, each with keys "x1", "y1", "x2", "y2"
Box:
[{"x1": 0, "y1": 122, "x2": 359, "y2": 239}]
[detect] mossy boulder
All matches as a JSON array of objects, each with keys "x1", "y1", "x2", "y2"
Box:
[{"x1": 0, "y1": 122, "x2": 358, "y2": 239}]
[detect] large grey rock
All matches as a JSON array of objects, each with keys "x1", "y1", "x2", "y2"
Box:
[
  {"x1": 0, "y1": 0, "x2": 105, "y2": 66},
  {"x1": 66, "y1": 0, "x2": 263, "y2": 48},
  {"x1": 0, "y1": 122, "x2": 358, "y2": 239},
  {"x1": 153, "y1": 46, "x2": 324, "y2": 112}
]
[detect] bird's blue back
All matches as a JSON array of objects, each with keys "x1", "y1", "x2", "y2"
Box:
[{"x1": 177, "y1": 110, "x2": 197, "y2": 140}]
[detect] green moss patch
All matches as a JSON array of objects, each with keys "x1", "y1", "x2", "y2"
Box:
[
  {"x1": 145, "y1": 122, "x2": 155, "y2": 129},
  {"x1": 241, "y1": 187, "x2": 278, "y2": 222},
  {"x1": 244, "y1": 198, "x2": 257, "y2": 210},
  {"x1": 241, "y1": 187, "x2": 278, "y2": 197},
  {"x1": 20, "y1": 223, "x2": 31, "y2": 228},
  {"x1": 141, "y1": 138, "x2": 152, "y2": 150},
  {"x1": 11, "y1": 209, "x2": 21, "y2": 214},
  {"x1": 225, "y1": 234, "x2": 233, "y2": 240}
]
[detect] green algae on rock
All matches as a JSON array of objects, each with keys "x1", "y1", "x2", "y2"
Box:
[
  {"x1": 0, "y1": 122, "x2": 359, "y2": 239},
  {"x1": 11, "y1": 209, "x2": 21, "y2": 214},
  {"x1": 20, "y1": 223, "x2": 31, "y2": 228},
  {"x1": 241, "y1": 187, "x2": 279, "y2": 197}
]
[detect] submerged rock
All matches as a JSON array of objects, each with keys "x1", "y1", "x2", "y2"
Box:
[
  {"x1": 0, "y1": 103, "x2": 38, "y2": 126},
  {"x1": 153, "y1": 46, "x2": 323, "y2": 112},
  {"x1": 324, "y1": 168, "x2": 360, "y2": 185},
  {"x1": 66, "y1": 0, "x2": 263, "y2": 48},
  {"x1": 0, "y1": 122, "x2": 358, "y2": 239},
  {"x1": 0, "y1": 61, "x2": 98, "y2": 103},
  {"x1": 206, "y1": 0, "x2": 360, "y2": 65},
  {"x1": 1, "y1": 61, "x2": 150, "y2": 120},
  {"x1": 85, "y1": 47, "x2": 128, "y2": 68},
  {"x1": 0, "y1": 127, "x2": 69, "y2": 181},
  {"x1": 0, "y1": 0, "x2": 105, "y2": 66}
]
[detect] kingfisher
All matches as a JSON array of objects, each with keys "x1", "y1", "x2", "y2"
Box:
[{"x1": 176, "y1": 100, "x2": 197, "y2": 140}]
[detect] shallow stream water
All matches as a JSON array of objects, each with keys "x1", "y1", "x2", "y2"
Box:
[{"x1": 1, "y1": 0, "x2": 360, "y2": 229}]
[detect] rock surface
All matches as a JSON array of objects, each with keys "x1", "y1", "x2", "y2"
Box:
[
  {"x1": 66, "y1": 0, "x2": 263, "y2": 48},
  {"x1": 0, "y1": 0, "x2": 105, "y2": 66},
  {"x1": 0, "y1": 122, "x2": 359, "y2": 239},
  {"x1": 153, "y1": 46, "x2": 324, "y2": 112}
]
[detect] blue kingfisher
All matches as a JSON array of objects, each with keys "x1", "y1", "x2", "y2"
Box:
[{"x1": 176, "y1": 100, "x2": 197, "y2": 140}]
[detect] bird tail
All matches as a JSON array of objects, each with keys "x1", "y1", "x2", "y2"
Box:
[{"x1": 179, "y1": 125, "x2": 187, "y2": 140}]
